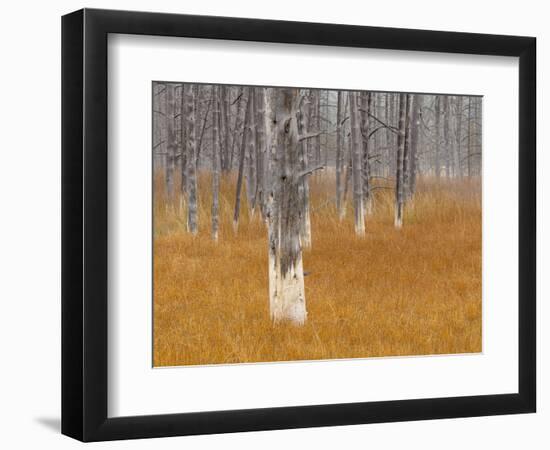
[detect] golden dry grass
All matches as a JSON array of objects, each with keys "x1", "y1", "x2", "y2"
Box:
[{"x1": 153, "y1": 171, "x2": 481, "y2": 367}]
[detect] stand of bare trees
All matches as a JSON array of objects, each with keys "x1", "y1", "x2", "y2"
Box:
[{"x1": 153, "y1": 82, "x2": 482, "y2": 325}]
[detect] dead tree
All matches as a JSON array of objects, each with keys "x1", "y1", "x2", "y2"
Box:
[
  {"x1": 229, "y1": 87, "x2": 244, "y2": 168},
  {"x1": 296, "y1": 91, "x2": 312, "y2": 249},
  {"x1": 254, "y1": 87, "x2": 268, "y2": 219},
  {"x1": 211, "y1": 85, "x2": 220, "y2": 240},
  {"x1": 360, "y1": 92, "x2": 373, "y2": 215},
  {"x1": 403, "y1": 94, "x2": 413, "y2": 198},
  {"x1": 179, "y1": 84, "x2": 187, "y2": 206},
  {"x1": 408, "y1": 94, "x2": 420, "y2": 197},
  {"x1": 442, "y1": 95, "x2": 451, "y2": 178},
  {"x1": 336, "y1": 90, "x2": 345, "y2": 220},
  {"x1": 219, "y1": 85, "x2": 231, "y2": 172},
  {"x1": 453, "y1": 96, "x2": 463, "y2": 178},
  {"x1": 184, "y1": 84, "x2": 198, "y2": 234},
  {"x1": 434, "y1": 96, "x2": 441, "y2": 178},
  {"x1": 233, "y1": 89, "x2": 253, "y2": 231},
  {"x1": 467, "y1": 97, "x2": 473, "y2": 177},
  {"x1": 164, "y1": 83, "x2": 177, "y2": 204},
  {"x1": 394, "y1": 93, "x2": 407, "y2": 228},
  {"x1": 266, "y1": 88, "x2": 307, "y2": 325},
  {"x1": 245, "y1": 89, "x2": 258, "y2": 215},
  {"x1": 349, "y1": 92, "x2": 365, "y2": 235}
]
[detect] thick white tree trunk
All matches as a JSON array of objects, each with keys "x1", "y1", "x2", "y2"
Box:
[{"x1": 266, "y1": 88, "x2": 307, "y2": 325}]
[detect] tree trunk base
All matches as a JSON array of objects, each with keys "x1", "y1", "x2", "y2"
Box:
[
  {"x1": 394, "y1": 202, "x2": 403, "y2": 229},
  {"x1": 269, "y1": 254, "x2": 307, "y2": 326}
]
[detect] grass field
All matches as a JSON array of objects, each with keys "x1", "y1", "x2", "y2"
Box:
[{"x1": 153, "y1": 172, "x2": 482, "y2": 367}]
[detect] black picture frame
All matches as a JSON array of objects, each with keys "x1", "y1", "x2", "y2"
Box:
[{"x1": 61, "y1": 8, "x2": 536, "y2": 442}]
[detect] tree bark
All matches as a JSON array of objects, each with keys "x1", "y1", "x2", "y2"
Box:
[
  {"x1": 233, "y1": 89, "x2": 252, "y2": 231},
  {"x1": 229, "y1": 87, "x2": 244, "y2": 169},
  {"x1": 179, "y1": 84, "x2": 187, "y2": 208},
  {"x1": 336, "y1": 91, "x2": 345, "y2": 220},
  {"x1": 409, "y1": 94, "x2": 420, "y2": 197},
  {"x1": 442, "y1": 95, "x2": 451, "y2": 178},
  {"x1": 184, "y1": 84, "x2": 198, "y2": 234},
  {"x1": 296, "y1": 91, "x2": 312, "y2": 249},
  {"x1": 245, "y1": 89, "x2": 257, "y2": 215},
  {"x1": 219, "y1": 86, "x2": 231, "y2": 172},
  {"x1": 394, "y1": 93, "x2": 407, "y2": 229},
  {"x1": 349, "y1": 92, "x2": 365, "y2": 235},
  {"x1": 454, "y1": 96, "x2": 463, "y2": 178},
  {"x1": 254, "y1": 87, "x2": 268, "y2": 220},
  {"x1": 266, "y1": 88, "x2": 307, "y2": 325},
  {"x1": 360, "y1": 92, "x2": 373, "y2": 215},
  {"x1": 467, "y1": 97, "x2": 472, "y2": 177},
  {"x1": 210, "y1": 86, "x2": 223, "y2": 242},
  {"x1": 165, "y1": 83, "x2": 177, "y2": 204},
  {"x1": 403, "y1": 94, "x2": 413, "y2": 198},
  {"x1": 434, "y1": 96, "x2": 441, "y2": 178}
]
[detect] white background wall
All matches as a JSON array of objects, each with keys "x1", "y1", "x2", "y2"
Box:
[{"x1": 0, "y1": 1, "x2": 546, "y2": 448}]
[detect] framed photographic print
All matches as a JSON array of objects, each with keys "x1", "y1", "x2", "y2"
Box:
[{"x1": 61, "y1": 8, "x2": 536, "y2": 442}]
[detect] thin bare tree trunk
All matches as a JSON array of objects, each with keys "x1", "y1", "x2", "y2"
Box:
[
  {"x1": 229, "y1": 87, "x2": 244, "y2": 169},
  {"x1": 467, "y1": 97, "x2": 472, "y2": 177},
  {"x1": 360, "y1": 92, "x2": 373, "y2": 215},
  {"x1": 179, "y1": 84, "x2": 187, "y2": 210},
  {"x1": 184, "y1": 84, "x2": 198, "y2": 234},
  {"x1": 387, "y1": 93, "x2": 395, "y2": 177},
  {"x1": 409, "y1": 94, "x2": 420, "y2": 197},
  {"x1": 342, "y1": 93, "x2": 351, "y2": 218},
  {"x1": 434, "y1": 96, "x2": 441, "y2": 178},
  {"x1": 266, "y1": 88, "x2": 307, "y2": 325},
  {"x1": 403, "y1": 94, "x2": 413, "y2": 198},
  {"x1": 349, "y1": 92, "x2": 365, "y2": 235},
  {"x1": 336, "y1": 91, "x2": 345, "y2": 220},
  {"x1": 152, "y1": 83, "x2": 166, "y2": 172},
  {"x1": 211, "y1": 85, "x2": 220, "y2": 241},
  {"x1": 443, "y1": 95, "x2": 451, "y2": 178},
  {"x1": 196, "y1": 88, "x2": 213, "y2": 168},
  {"x1": 219, "y1": 86, "x2": 230, "y2": 172},
  {"x1": 306, "y1": 90, "x2": 321, "y2": 169},
  {"x1": 296, "y1": 91, "x2": 312, "y2": 249},
  {"x1": 245, "y1": 89, "x2": 257, "y2": 215},
  {"x1": 165, "y1": 83, "x2": 177, "y2": 205},
  {"x1": 233, "y1": 90, "x2": 252, "y2": 231},
  {"x1": 454, "y1": 96, "x2": 463, "y2": 178},
  {"x1": 394, "y1": 93, "x2": 406, "y2": 229},
  {"x1": 254, "y1": 87, "x2": 268, "y2": 220},
  {"x1": 313, "y1": 90, "x2": 321, "y2": 168}
]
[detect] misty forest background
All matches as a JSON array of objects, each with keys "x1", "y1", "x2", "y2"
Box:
[{"x1": 152, "y1": 83, "x2": 482, "y2": 367}]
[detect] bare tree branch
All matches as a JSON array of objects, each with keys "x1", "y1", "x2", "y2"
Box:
[
  {"x1": 298, "y1": 165, "x2": 325, "y2": 178},
  {"x1": 153, "y1": 140, "x2": 165, "y2": 150}
]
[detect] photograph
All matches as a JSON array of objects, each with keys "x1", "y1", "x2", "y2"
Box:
[{"x1": 152, "y1": 83, "x2": 483, "y2": 367}]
